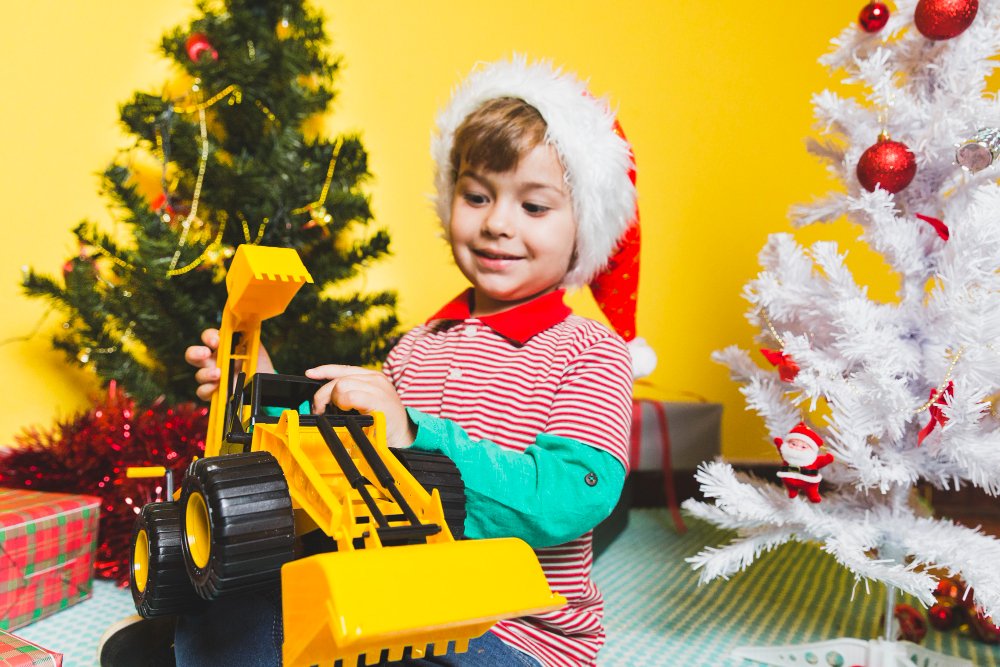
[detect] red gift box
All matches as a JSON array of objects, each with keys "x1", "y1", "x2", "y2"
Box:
[
  {"x1": 0, "y1": 489, "x2": 100, "y2": 631},
  {"x1": 0, "y1": 629, "x2": 62, "y2": 666}
]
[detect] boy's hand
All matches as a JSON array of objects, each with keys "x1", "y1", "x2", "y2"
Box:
[
  {"x1": 305, "y1": 365, "x2": 415, "y2": 449},
  {"x1": 184, "y1": 329, "x2": 223, "y2": 401},
  {"x1": 184, "y1": 328, "x2": 274, "y2": 401}
]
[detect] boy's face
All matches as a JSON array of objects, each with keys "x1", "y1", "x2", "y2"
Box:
[{"x1": 449, "y1": 143, "x2": 576, "y2": 317}]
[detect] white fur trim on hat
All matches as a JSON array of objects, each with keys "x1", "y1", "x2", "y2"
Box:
[{"x1": 432, "y1": 56, "x2": 637, "y2": 288}]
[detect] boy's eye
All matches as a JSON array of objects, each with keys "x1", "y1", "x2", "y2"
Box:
[
  {"x1": 463, "y1": 192, "x2": 488, "y2": 206},
  {"x1": 523, "y1": 202, "x2": 550, "y2": 215}
]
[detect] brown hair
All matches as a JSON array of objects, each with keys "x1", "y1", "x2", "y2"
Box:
[{"x1": 449, "y1": 97, "x2": 548, "y2": 183}]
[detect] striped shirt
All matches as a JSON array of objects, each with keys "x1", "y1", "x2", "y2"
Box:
[{"x1": 383, "y1": 289, "x2": 633, "y2": 666}]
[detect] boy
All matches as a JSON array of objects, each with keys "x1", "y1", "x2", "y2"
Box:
[{"x1": 111, "y1": 56, "x2": 649, "y2": 667}]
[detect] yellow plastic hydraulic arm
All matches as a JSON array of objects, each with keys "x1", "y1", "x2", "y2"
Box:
[
  {"x1": 254, "y1": 410, "x2": 455, "y2": 553},
  {"x1": 204, "y1": 245, "x2": 313, "y2": 457}
]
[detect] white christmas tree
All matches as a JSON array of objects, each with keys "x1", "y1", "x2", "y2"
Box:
[{"x1": 684, "y1": 0, "x2": 1000, "y2": 663}]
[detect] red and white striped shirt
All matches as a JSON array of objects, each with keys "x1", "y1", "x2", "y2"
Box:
[{"x1": 383, "y1": 289, "x2": 633, "y2": 666}]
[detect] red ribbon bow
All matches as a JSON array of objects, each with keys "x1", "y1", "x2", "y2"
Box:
[
  {"x1": 916, "y1": 213, "x2": 950, "y2": 241},
  {"x1": 760, "y1": 348, "x2": 800, "y2": 382},
  {"x1": 918, "y1": 381, "x2": 954, "y2": 445}
]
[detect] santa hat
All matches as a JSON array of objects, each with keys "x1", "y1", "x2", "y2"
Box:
[
  {"x1": 783, "y1": 422, "x2": 823, "y2": 452},
  {"x1": 432, "y1": 56, "x2": 657, "y2": 377}
]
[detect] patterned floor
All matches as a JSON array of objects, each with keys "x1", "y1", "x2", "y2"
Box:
[
  {"x1": 10, "y1": 509, "x2": 1000, "y2": 666},
  {"x1": 14, "y1": 577, "x2": 135, "y2": 667},
  {"x1": 593, "y1": 509, "x2": 1000, "y2": 666}
]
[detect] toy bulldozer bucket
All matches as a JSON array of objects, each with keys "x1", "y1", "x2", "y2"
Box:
[{"x1": 281, "y1": 537, "x2": 566, "y2": 666}]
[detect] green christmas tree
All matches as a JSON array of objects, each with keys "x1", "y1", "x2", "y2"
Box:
[{"x1": 22, "y1": 0, "x2": 397, "y2": 405}]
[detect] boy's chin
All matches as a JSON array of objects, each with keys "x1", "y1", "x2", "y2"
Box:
[
  {"x1": 473, "y1": 278, "x2": 526, "y2": 300},
  {"x1": 475, "y1": 283, "x2": 556, "y2": 306}
]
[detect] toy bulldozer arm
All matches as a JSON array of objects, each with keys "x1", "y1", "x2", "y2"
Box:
[{"x1": 204, "y1": 245, "x2": 313, "y2": 457}]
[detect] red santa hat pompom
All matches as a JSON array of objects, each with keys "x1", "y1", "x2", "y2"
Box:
[{"x1": 432, "y1": 56, "x2": 657, "y2": 377}]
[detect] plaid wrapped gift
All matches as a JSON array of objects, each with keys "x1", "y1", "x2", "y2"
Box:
[
  {"x1": 0, "y1": 629, "x2": 62, "y2": 667},
  {"x1": 0, "y1": 490, "x2": 100, "y2": 631}
]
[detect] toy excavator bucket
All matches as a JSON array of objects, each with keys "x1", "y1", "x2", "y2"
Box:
[
  {"x1": 281, "y1": 538, "x2": 566, "y2": 667},
  {"x1": 225, "y1": 244, "x2": 313, "y2": 323}
]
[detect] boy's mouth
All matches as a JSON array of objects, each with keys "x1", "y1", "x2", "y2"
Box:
[
  {"x1": 472, "y1": 247, "x2": 523, "y2": 271},
  {"x1": 473, "y1": 248, "x2": 522, "y2": 261}
]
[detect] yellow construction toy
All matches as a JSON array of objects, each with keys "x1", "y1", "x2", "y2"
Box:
[{"x1": 128, "y1": 244, "x2": 565, "y2": 666}]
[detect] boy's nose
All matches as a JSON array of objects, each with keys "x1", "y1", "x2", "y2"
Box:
[{"x1": 481, "y1": 207, "x2": 514, "y2": 237}]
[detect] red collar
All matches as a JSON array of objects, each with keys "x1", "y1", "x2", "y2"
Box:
[{"x1": 427, "y1": 289, "x2": 572, "y2": 344}]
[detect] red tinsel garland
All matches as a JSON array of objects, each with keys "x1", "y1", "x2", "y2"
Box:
[{"x1": 0, "y1": 382, "x2": 206, "y2": 585}]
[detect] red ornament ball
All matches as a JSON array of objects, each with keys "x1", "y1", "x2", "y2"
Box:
[
  {"x1": 185, "y1": 32, "x2": 219, "y2": 63},
  {"x1": 859, "y1": 2, "x2": 891, "y2": 32},
  {"x1": 914, "y1": 0, "x2": 979, "y2": 40},
  {"x1": 857, "y1": 137, "x2": 917, "y2": 193},
  {"x1": 928, "y1": 602, "x2": 958, "y2": 630}
]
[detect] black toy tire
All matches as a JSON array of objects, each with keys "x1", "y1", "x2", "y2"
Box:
[
  {"x1": 391, "y1": 449, "x2": 467, "y2": 540},
  {"x1": 179, "y1": 451, "x2": 295, "y2": 600},
  {"x1": 130, "y1": 502, "x2": 204, "y2": 617}
]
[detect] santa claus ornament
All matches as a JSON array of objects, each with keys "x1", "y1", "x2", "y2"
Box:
[{"x1": 774, "y1": 422, "x2": 834, "y2": 503}]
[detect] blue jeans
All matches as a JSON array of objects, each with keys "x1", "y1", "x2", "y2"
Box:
[{"x1": 174, "y1": 585, "x2": 541, "y2": 667}]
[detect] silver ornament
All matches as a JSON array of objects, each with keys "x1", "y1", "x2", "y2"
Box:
[{"x1": 956, "y1": 127, "x2": 1000, "y2": 173}]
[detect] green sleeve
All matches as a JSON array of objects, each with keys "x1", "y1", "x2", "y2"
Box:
[{"x1": 405, "y1": 407, "x2": 625, "y2": 548}]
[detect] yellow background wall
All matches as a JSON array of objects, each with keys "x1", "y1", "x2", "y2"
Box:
[{"x1": 1, "y1": 1, "x2": 890, "y2": 462}]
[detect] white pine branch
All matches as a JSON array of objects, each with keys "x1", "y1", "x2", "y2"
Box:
[
  {"x1": 893, "y1": 514, "x2": 1000, "y2": 618},
  {"x1": 684, "y1": 528, "x2": 795, "y2": 584},
  {"x1": 789, "y1": 193, "x2": 849, "y2": 227}
]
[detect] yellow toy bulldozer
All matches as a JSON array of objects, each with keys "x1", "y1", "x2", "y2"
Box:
[{"x1": 128, "y1": 245, "x2": 565, "y2": 666}]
